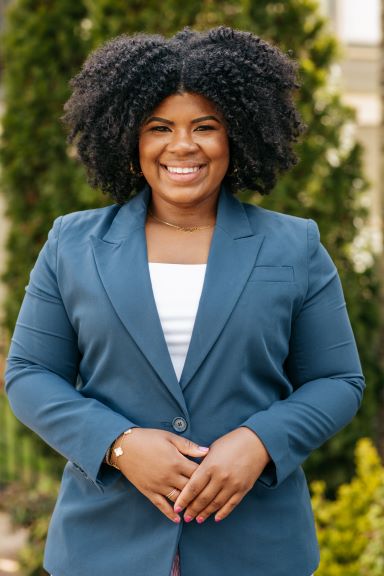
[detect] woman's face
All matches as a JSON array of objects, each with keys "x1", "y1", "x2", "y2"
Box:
[{"x1": 138, "y1": 92, "x2": 230, "y2": 210}]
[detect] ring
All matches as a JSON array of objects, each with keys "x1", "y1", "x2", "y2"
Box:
[{"x1": 166, "y1": 488, "x2": 179, "y2": 501}]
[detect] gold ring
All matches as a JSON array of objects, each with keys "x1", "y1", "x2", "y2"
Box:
[{"x1": 166, "y1": 488, "x2": 179, "y2": 500}]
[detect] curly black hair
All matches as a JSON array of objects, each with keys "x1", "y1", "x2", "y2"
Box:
[{"x1": 62, "y1": 26, "x2": 306, "y2": 204}]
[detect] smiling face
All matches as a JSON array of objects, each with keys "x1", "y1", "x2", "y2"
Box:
[{"x1": 138, "y1": 92, "x2": 230, "y2": 213}]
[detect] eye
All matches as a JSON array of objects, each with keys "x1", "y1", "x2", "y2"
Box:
[
  {"x1": 149, "y1": 125, "x2": 171, "y2": 132},
  {"x1": 195, "y1": 125, "x2": 216, "y2": 131}
]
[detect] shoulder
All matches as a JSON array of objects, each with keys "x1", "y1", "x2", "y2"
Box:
[
  {"x1": 51, "y1": 204, "x2": 121, "y2": 242},
  {"x1": 239, "y1": 201, "x2": 323, "y2": 270},
  {"x1": 241, "y1": 201, "x2": 318, "y2": 239}
]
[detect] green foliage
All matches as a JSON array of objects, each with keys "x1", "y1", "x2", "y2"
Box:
[
  {"x1": 0, "y1": 0, "x2": 97, "y2": 479},
  {"x1": 0, "y1": 0, "x2": 103, "y2": 330},
  {"x1": 85, "y1": 0, "x2": 203, "y2": 42},
  {"x1": 360, "y1": 483, "x2": 384, "y2": 575},
  {"x1": 0, "y1": 0, "x2": 382, "y2": 493},
  {"x1": 0, "y1": 479, "x2": 60, "y2": 576},
  {"x1": 311, "y1": 438, "x2": 384, "y2": 575}
]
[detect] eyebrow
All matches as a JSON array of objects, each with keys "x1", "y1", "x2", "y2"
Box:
[{"x1": 144, "y1": 115, "x2": 222, "y2": 125}]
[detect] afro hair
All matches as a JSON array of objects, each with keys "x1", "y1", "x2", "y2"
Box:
[{"x1": 62, "y1": 26, "x2": 306, "y2": 204}]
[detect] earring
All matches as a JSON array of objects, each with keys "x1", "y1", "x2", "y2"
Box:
[
  {"x1": 129, "y1": 162, "x2": 143, "y2": 176},
  {"x1": 228, "y1": 164, "x2": 239, "y2": 177}
]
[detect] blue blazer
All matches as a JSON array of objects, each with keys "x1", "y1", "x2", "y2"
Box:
[{"x1": 5, "y1": 185, "x2": 364, "y2": 576}]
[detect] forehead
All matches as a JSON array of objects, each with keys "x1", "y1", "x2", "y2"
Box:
[{"x1": 150, "y1": 92, "x2": 221, "y2": 118}]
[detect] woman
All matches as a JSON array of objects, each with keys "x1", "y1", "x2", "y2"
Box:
[{"x1": 5, "y1": 26, "x2": 364, "y2": 576}]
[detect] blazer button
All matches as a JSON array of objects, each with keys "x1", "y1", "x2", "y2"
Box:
[{"x1": 172, "y1": 417, "x2": 188, "y2": 433}]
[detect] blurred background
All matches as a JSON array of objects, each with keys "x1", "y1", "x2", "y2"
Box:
[{"x1": 0, "y1": 0, "x2": 383, "y2": 574}]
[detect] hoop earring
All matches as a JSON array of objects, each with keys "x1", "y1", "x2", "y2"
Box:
[
  {"x1": 129, "y1": 162, "x2": 143, "y2": 176},
  {"x1": 228, "y1": 164, "x2": 239, "y2": 177}
]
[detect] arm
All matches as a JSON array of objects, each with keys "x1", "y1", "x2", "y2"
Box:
[
  {"x1": 172, "y1": 218, "x2": 365, "y2": 521},
  {"x1": 240, "y1": 219, "x2": 365, "y2": 487},
  {"x1": 5, "y1": 218, "x2": 209, "y2": 520},
  {"x1": 4, "y1": 218, "x2": 136, "y2": 491}
]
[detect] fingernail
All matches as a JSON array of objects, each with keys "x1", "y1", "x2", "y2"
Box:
[
  {"x1": 184, "y1": 515, "x2": 193, "y2": 523},
  {"x1": 174, "y1": 505, "x2": 183, "y2": 513},
  {"x1": 214, "y1": 516, "x2": 222, "y2": 522},
  {"x1": 173, "y1": 516, "x2": 181, "y2": 523},
  {"x1": 198, "y1": 446, "x2": 209, "y2": 452},
  {"x1": 196, "y1": 516, "x2": 205, "y2": 524}
]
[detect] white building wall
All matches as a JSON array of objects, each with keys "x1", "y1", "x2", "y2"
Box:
[{"x1": 319, "y1": 0, "x2": 382, "y2": 253}]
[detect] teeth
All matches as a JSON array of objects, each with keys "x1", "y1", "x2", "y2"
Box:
[{"x1": 166, "y1": 166, "x2": 201, "y2": 174}]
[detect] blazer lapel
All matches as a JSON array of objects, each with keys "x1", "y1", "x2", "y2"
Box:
[
  {"x1": 179, "y1": 187, "x2": 265, "y2": 391},
  {"x1": 90, "y1": 184, "x2": 264, "y2": 407},
  {"x1": 90, "y1": 187, "x2": 188, "y2": 414}
]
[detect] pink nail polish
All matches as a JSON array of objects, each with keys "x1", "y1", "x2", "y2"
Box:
[
  {"x1": 198, "y1": 446, "x2": 209, "y2": 451},
  {"x1": 215, "y1": 516, "x2": 222, "y2": 522},
  {"x1": 184, "y1": 515, "x2": 193, "y2": 523},
  {"x1": 174, "y1": 505, "x2": 182, "y2": 513},
  {"x1": 196, "y1": 516, "x2": 205, "y2": 524},
  {"x1": 173, "y1": 516, "x2": 181, "y2": 523}
]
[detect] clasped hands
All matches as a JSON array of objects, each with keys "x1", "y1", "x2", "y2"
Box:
[{"x1": 116, "y1": 426, "x2": 271, "y2": 524}]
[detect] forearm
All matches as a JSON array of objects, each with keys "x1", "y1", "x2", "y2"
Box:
[
  {"x1": 240, "y1": 372, "x2": 364, "y2": 487},
  {"x1": 104, "y1": 428, "x2": 139, "y2": 469},
  {"x1": 5, "y1": 358, "x2": 136, "y2": 488}
]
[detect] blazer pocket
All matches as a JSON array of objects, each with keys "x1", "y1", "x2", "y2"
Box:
[{"x1": 248, "y1": 265, "x2": 294, "y2": 283}]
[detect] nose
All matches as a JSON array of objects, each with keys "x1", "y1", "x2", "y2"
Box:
[{"x1": 166, "y1": 130, "x2": 200, "y2": 154}]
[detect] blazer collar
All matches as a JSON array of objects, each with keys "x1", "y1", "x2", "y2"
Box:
[{"x1": 91, "y1": 184, "x2": 264, "y2": 411}]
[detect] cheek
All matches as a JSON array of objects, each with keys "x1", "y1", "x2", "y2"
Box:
[
  {"x1": 138, "y1": 135, "x2": 160, "y2": 161},
  {"x1": 209, "y1": 136, "x2": 229, "y2": 162},
  {"x1": 211, "y1": 143, "x2": 230, "y2": 172}
]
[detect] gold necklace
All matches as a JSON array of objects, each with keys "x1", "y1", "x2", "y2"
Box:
[{"x1": 148, "y1": 210, "x2": 215, "y2": 232}]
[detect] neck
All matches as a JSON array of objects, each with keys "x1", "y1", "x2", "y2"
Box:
[{"x1": 148, "y1": 195, "x2": 219, "y2": 228}]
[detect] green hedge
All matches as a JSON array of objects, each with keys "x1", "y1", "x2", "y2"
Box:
[{"x1": 312, "y1": 438, "x2": 384, "y2": 575}]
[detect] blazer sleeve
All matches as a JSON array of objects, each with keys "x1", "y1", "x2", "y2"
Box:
[
  {"x1": 240, "y1": 219, "x2": 365, "y2": 488},
  {"x1": 4, "y1": 217, "x2": 137, "y2": 491}
]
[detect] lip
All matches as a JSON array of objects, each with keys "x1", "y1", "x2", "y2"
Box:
[{"x1": 160, "y1": 163, "x2": 207, "y2": 183}]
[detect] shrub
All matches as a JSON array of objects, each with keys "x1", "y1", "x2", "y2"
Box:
[{"x1": 312, "y1": 438, "x2": 384, "y2": 575}]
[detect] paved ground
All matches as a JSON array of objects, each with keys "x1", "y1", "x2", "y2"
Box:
[{"x1": 0, "y1": 511, "x2": 28, "y2": 576}]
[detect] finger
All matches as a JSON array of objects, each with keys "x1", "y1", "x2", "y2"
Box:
[
  {"x1": 178, "y1": 458, "x2": 200, "y2": 479},
  {"x1": 149, "y1": 493, "x2": 182, "y2": 524},
  {"x1": 176, "y1": 474, "x2": 193, "y2": 490},
  {"x1": 170, "y1": 435, "x2": 210, "y2": 459},
  {"x1": 214, "y1": 492, "x2": 246, "y2": 523},
  {"x1": 166, "y1": 474, "x2": 191, "y2": 493},
  {"x1": 183, "y1": 484, "x2": 224, "y2": 522},
  {"x1": 191, "y1": 487, "x2": 232, "y2": 523},
  {"x1": 173, "y1": 469, "x2": 211, "y2": 514},
  {"x1": 165, "y1": 488, "x2": 181, "y2": 502},
  {"x1": 161, "y1": 475, "x2": 191, "y2": 506}
]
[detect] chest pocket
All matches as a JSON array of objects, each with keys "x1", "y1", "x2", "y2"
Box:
[{"x1": 248, "y1": 265, "x2": 294, "y2": 283}]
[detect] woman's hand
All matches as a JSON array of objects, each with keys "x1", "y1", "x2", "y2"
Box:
[
  {"x1": 173, "y1": 427, "x2": 271, "y2": 523},
  {"x1": 114, "y1": 428, "x2": 209, "y2": 523}
]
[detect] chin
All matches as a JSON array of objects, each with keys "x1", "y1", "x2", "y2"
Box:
[{"x1": 155, "y1": 185, "x2": 209, "y2": 204}]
